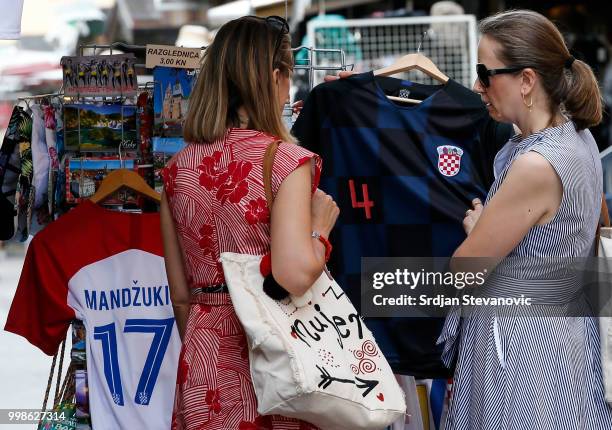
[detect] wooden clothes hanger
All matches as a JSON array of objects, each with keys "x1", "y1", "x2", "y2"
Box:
[
  {"x1": 373, "y1": 53, "x2": 449, "y2": 104},
  {"x1": 90, "y1": 168, "x2": 161, "y2": 204}
]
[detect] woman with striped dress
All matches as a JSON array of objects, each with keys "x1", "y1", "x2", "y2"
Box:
[{"x1": 438, "y1": 10, "x2": 612, "y2": 429}]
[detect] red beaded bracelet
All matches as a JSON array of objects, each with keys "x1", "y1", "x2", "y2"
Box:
[{"x1": 311, "y1": 231, "x2": 332, "y2": 262}]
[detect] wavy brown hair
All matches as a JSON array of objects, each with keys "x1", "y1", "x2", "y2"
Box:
[
  {"x1": 479, "y1": 10, "x2": 602, "y2": 130},
  {"x1": 184, "y1": 16, "x2": 294, "y2": 143}
]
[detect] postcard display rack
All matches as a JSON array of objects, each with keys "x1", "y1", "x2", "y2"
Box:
[{"x1": 59, "y1": 44, "x2": 196, "y2": 212}]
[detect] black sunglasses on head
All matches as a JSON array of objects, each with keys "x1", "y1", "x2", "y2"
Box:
[
  {"x1": 263, "y1": 16, "x2": 290, "y2": 65},
  {"x1": 476, "y1": 63, "x2": 530, "y2": 88}
]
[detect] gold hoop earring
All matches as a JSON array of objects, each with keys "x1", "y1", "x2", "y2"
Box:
[{"x1": 522, "y1": 93, "x2": 533, "y2": 111}]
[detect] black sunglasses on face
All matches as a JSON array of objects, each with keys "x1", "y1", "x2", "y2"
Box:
[{"x1": 476, "y1": 63, "x2": 529, "y2": 88}]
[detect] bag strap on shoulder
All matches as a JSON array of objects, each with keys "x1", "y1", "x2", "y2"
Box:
[{"x1": 263, "y1": 140, "x2": 281, "y2": 210}]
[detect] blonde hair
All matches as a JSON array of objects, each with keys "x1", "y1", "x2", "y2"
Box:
[{"x1": 184, "y1": 16, "x2": 294, "y2": 143}]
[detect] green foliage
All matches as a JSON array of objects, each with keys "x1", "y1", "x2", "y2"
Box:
[{"x1": 18, "y1": 115, "x2": 32, "y2": 140}]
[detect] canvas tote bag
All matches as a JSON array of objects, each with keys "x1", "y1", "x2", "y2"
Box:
[{"x1": 219, "y1": 141, "x2": 406, "y2": 430}]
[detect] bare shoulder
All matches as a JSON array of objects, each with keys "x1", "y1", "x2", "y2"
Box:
[{"x1": 505, "y1": 151, "x2": 560, "y2": 190}]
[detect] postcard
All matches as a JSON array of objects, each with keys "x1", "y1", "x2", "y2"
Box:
[
  {"x1": 71, "y1": 320, "x2": 86, "y2": 364},
  {"x1": 153, "y1": 67, "x2": 196, "y2": 137},
  {"x1": 75, "y1": 369, "x2": 91, "y2": 428},
  {"x1": 64, "y1": 103, "x2": 137, "y2": 152},
  {"x1": 61, "y1": 54, "x2": 137, "y2": 97},
  {"x1": 152, "y1": 137, "x2": 186, "y2": 193},
  {"x1": 65, "y1": 157, "x2": 136, "y2": 203}
]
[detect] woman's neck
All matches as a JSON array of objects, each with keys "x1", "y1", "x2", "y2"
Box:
[
  {"x1": 237, "y1": 106, "x2": 249, "y2": 129},
  {"x1": 516, "y1": 108, "x2": 566, "y2": 139}
]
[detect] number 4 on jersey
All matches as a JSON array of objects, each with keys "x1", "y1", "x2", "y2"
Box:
[
  {"x1": 348, "y1": 179, "x2": 374, "y2": 219},
  {"x1": 94, "y1": 318, "x2": 175, "y2": 406}
]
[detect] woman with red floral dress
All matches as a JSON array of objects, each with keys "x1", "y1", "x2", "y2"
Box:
[{"x1": 160, "y1": 16, "x2": 339, "y2": 430}]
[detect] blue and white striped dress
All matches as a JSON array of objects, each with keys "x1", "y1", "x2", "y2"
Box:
[{"x1": 438, "y1": 121, "x2": 612, "y2": 429}]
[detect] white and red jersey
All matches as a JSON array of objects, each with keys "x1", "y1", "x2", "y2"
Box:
[
  {"x1": 0, "y1": 0, "x2": 24, "y2": 39},
  {"x1": 5, "y1": 200, "x2": 180, "y2": 430}
]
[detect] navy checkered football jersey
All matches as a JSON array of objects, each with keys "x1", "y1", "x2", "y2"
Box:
[{"x1": 292, "y1": 72, "x2": 513, "y2": 378}]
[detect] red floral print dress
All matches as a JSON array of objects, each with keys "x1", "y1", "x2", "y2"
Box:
[{"x1": 163, "y1": 128, "x2": 322, "y2": 430}]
